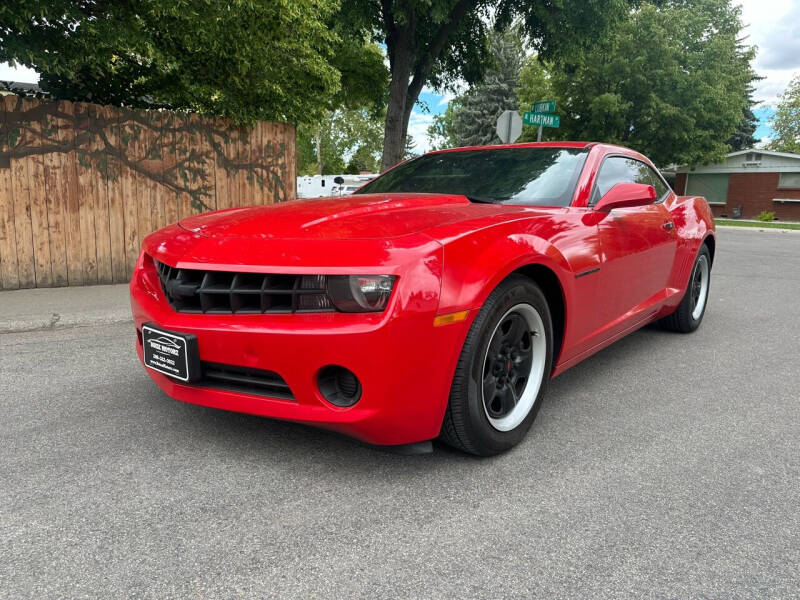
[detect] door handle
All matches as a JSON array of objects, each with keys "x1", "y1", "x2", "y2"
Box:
[{"x1": 663, "y1": 221, "x2": 675, "y2": 230}]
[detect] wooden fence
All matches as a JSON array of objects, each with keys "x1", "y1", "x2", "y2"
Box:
[{"x1": 0, "y1": 97, "x2": 296, "y2": 289}]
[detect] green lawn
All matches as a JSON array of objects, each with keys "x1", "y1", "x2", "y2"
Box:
[{"x1": 714, "y1": 219, "x2": 800, "y2": 230}]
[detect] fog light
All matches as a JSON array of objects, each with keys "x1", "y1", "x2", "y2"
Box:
[{"x1": 318, "y1": 365, "x2": 362, "y2": 407}]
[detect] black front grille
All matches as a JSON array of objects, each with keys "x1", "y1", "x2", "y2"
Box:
[
  {"x1": 154, "y1": 259, "x2": 333, "y2": 314},
  {"x1": 199, "y1": 361, "x2": 294, "y2": 400}
]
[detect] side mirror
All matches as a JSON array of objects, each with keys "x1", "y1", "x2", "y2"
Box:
[
  {"x1": 333, "y1": 176, "x2": 345, "y2": 185},
  {"x1": 593, "y1": 183, "x2": 657, "y2": 212}
]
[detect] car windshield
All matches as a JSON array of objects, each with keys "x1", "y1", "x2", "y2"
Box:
[{"x1": 356, "y1": 147, "x2": 589, "y2": 207}]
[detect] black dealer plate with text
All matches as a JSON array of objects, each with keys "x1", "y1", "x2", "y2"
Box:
[{"x1": 142, "y1": 323, "x2": 201, "y2": 382}]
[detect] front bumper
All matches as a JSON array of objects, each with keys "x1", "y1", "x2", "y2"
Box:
[{"x1": 130, "y1": 238, "x2": 473, "y2": 446}]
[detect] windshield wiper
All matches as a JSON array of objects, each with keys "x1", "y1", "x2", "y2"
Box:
[{"x1": 464, "y1": 195, "x2": 502, "y2": 204}]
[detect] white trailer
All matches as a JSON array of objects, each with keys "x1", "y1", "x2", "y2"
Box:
[{"x1": 297, "y1": 174, "x2": 377, "y2": 199}]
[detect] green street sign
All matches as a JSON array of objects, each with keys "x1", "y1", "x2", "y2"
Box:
[
  {"x1": 523, "y1": 112, "x2": 560, "y2": 128},
  {"x1": 531, "y1": 100, "x2": 556, "y2": 114}
]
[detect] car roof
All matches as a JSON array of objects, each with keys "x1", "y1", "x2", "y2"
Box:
[
  {"x1": 589, "y1": 143, "x2": 653, "y2": 164},
  {"x1": 428, "y1": 141, "x2": 595, "y2": 155},
  {"x1": 426, "y1": 141, "x2": 653, "y2": 164}
]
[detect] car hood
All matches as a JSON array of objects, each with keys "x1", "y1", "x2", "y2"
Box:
[{"x1": 178, "y1": 193, "x2": 551, "y2": 241}]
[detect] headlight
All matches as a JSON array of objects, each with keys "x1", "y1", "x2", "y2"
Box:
[{"x1": 326, "y1": 275, "x2": 396, "y2": 312}]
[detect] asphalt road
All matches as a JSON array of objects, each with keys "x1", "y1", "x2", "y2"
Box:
[{"x1": 1, "y1": 229, "x2": 799, "y2": 599}]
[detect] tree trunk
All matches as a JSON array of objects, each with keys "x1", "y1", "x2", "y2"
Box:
[
  {"x1": 381, "y1": 46, "x2": 414, "y2": 171},
  {"x1": 381, "y1": 67, "x2": 431, "y2": 171},
  {"x1": 379, "y1": 0, "x2": 476, "y2": 171}
]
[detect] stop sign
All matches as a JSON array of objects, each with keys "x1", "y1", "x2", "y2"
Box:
[{"x1": 496, "y1": 110, "x2": 522, "y2": 144}]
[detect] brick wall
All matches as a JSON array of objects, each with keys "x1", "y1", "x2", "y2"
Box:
[
  {"x1": 674, "y1": 172, "x2": 800, "y2": 221},
  {"x1": 727, "y1": 173, "x2": 800, "y2": 221}
]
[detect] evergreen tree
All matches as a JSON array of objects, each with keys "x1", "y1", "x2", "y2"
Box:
[
  {"x1": 403, "y1": 136, "x2": 419, "y2": 160},
  {"x1": 726, "y1": 68, "x2": 762, "y2": 150},
  {"x1": 451, "y1": 29, "x2": 525, "y2": 147},
  {"x1": 726, "y1": 105, "x2": 760, "y2": 151}
]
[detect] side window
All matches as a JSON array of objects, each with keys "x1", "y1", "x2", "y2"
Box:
[
  {"x1": 646, "y1": 166, "x2": 669, "y2": 199},
  {"x1": 592, "y1": 157, "x2": 639, "y2": 204},
  {"x1": 591, "y1": 157, "x2": 664, "y2": 205},
  {"x1": 630, "y1": 160, "x2": 655, "y2": 186}
]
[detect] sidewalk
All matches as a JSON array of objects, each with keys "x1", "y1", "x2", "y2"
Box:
[
  {"x1": 0, "y1": 283, "x2": 132, "y2": 334},
  {"x1": 716, "y1": 224, "x2": 800, "y2": 233}
]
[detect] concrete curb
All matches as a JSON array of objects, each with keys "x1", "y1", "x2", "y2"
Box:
[
  {"x1": 0, "y1": 283, "x2": 132, "y2": 335},
  {"x1": 716, "y1": 225, "x2": 800, "y2": 233},
  {"x1": 0, "y1": 312, "x2": 133, "y2": 335}
]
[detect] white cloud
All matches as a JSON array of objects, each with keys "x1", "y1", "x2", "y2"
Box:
[
  {"x1": 735, "y1": 0, "x2": 800, "y2": 104},
  {"x1": 0, "y1": 62, "x2": 39, "y2": 84},
  {"x1": 407, "y1": 110, "x2": 435, "y2": 154},
  {"x1": 753, "y1": 69, "x2": 798, "y2": 106},
  {"x1": 422, "y1": 80, "x2": 466, "y2": 108}
]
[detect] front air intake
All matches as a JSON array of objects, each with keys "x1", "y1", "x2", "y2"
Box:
[
  {"x1": 154, "y1": 260, "x2": 333, "y2": 314},
  {"x1": 199, "y1": 362, "x2": 294, "y2": 400}
]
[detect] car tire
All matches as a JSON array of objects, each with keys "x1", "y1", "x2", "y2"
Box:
[
  {"x1": 440, "y1": 275, "x2": 553, "y2": 456},
  {"x1": 659, "y1": 245, "x2": 711, "y2": 333}
]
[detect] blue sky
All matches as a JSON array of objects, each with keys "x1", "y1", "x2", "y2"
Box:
[
  {"x1": 406, "y1": 90, "x2": 450, "y2": 153},
  {"x1": 753, "y1": 107, "x2": 776, "y2": 141}
]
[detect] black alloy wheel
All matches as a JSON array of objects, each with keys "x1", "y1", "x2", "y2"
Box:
[{"x1": 441, "y1": 275, "x2": 553, "y2": 456}]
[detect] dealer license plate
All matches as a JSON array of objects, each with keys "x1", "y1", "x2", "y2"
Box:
[{"x1": 142, "y1": 323, "x2": 200, "y2": 382}]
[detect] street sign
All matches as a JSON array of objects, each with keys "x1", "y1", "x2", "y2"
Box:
[
  {"x1": 531, "y1": 100, "x2": 556, "y2": 114},
  {"x1": 523, "y1": 112, "x2": 560, "y2": 128},
  {"x1": 495, "y1": 110, "x2": 522, "y2": 144}
]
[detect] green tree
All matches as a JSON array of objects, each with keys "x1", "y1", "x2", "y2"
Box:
[
  {"x1": 426, "y1": 44, "x2": 555, "y2": 149},
  {"x1": 427, "y1": 100, "x2": 461, "y2": 150},
  {"x1": 517, "y1": 56, "x2": 552, "y2": 111},
  {"x1": 726, "y1": 75, "x2": 761, "y2": 150},
  {"x1": 0, "y1": 0, "x2": 343, "y2": 124},
  {"x1": 727, "y1": 105, "x2": 760, "y2": 151},
  {"x1": 767, "y1": 74, "x2": 800, "y2": 154},
  {"x1": 725, "y1": 53, "x2": 763, "y2": 151},
  {"x1": 296, "y1": 107, "x2": 385, "y2": 175},
  {"x1": 549, "y1": 0, "x2": 756, "y2": 166},
  {"x1": 346, "y1": 144, "x2": 382, "y2": 173},
  {"x1": 295, "y1": 34, "x2": 387, "y2": 176},
  {"x1": 328, "y1": 36, "x2": 389, "y2": 112},
  {"x1": 516, "y1": 55, "x2": 556, "y2": 142},
  {"x1": 341, "y1": 0, "x2": 633, "y2": 171},
  {"x1": 450, "y1": 28, "x2": 525, "y2": 147}
]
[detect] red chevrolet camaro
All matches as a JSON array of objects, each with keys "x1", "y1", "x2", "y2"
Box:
[{"x1": 131, "y1": 142, "x2": 715, "y2": 455}]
